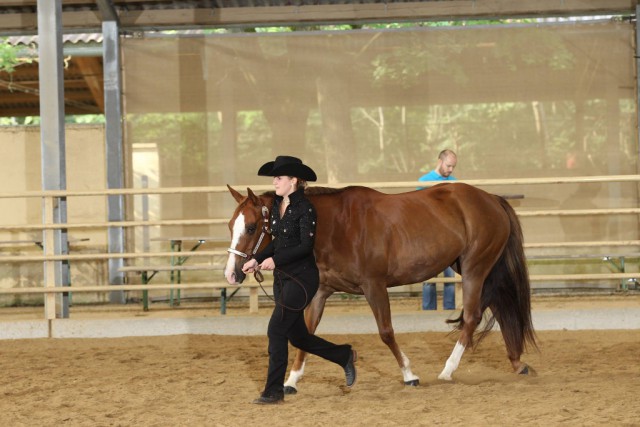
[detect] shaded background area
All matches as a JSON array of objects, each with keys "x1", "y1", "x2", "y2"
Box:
[
  {"x1": 0, "y1": 19, "x2": 637, "y2": 305},
  {"x1": 123, "y1": 21, "x2": 638, "y2": 245}
]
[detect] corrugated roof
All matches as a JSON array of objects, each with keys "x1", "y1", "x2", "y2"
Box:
[{"x1": 5, "y1": 33, "x2": 103, "y2": 47}]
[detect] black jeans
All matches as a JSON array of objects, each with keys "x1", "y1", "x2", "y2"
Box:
[{"x1": 262, "y1": 267, "x2": 351, "y2": 397}]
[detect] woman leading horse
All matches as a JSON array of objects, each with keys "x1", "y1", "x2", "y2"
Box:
[
  {"x1": 224, "y1": 163, "x2": 536, "y2": 394},
  {"x1": 233, "y1": 156, "x2": 357, "y2": 404}
]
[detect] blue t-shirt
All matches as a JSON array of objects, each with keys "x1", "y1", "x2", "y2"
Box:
[{"x1": 418, "y1": 170, "x2": 456, "y2": 189}]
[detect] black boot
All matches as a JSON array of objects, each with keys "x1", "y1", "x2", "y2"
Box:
[
  {"x1": 344, "y1": 349, "x2": 357, "y2": 387},
  {"x1": 252, "y1": 392, "x2": 284, "y2": 405}
]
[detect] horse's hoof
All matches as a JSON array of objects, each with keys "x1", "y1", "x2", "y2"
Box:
[
  {"x1": 404, "y1": 379, "x2": 419, "y2": 387},
  {"x1": 516, "y1": 364, "x2": 537, "y2": 376},
  {"x1": 283, "y1": 386, "x2": 298, "y2": 395}
]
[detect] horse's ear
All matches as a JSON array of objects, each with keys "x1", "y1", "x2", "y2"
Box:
[
  {"x1": 227, "y1": 184, "x2": 245, "y2": 203},
  {"x1": 247, "y1": 188, "x2": 260, "y2": 205}
]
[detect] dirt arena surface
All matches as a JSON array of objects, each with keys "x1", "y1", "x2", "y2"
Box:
[
  {"x1": 1, "y1": 294, "x2": 639, "y2": 426},
  {"x1": 2, "y1": 292, "x2": 639, "y2": 320}
]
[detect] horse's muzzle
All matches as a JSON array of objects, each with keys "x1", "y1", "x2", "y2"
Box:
[{"x1": 224, "y1": 268, "x2": 246, "y2": 285}]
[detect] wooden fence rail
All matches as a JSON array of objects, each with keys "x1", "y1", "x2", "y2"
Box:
[
  {"x1": 0, "y1": 173, "x2": 637, "y2": 200},
  {"x1": 0, "y1": 175, "x2": 636, "y2": 320},
  {"x1": 0, "y1": 207, "x2": 638, "y2": 232}
]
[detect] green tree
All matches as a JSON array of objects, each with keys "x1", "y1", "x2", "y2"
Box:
[{"x1": 0, "y1": 38, "x2": 20, "y2": 73}]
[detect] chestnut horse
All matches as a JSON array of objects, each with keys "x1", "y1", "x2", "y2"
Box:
[{"x1": 224, "y1": 183, "x2": 536, "y2": 392}]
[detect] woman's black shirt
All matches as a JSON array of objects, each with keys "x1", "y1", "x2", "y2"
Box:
[{"x1": 254, "y1": 188, "x2": 317, "y2": 273}]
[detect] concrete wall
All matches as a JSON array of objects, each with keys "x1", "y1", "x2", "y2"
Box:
[{"x1": 0, "y1": 125, "x2": 109, "y2": 306}]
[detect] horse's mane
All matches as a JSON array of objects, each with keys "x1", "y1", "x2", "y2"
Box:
[
  {"x1": 305, "y1": 186, "x2": 347, "y2": 196},
  {"x1": 259, "y1": 187, "x2": 347, "y2": 198}
]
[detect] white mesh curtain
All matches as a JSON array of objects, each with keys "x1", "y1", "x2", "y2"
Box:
[{"x1": 123, "y1": 20, "x2": 637, "y2": 245}]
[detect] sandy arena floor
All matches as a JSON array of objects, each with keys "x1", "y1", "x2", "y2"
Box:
[{"x1": 0, "y1": 294, "x2": 639, "y2": 426}]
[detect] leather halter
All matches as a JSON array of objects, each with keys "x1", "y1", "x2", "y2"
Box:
[{"x1": 227, "y1": 205, "x2": 271, "y2": 259}]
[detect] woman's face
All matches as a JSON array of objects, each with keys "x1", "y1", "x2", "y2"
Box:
[{"x1": 273, "y1": 175, "x2": 296, "y2": 197}]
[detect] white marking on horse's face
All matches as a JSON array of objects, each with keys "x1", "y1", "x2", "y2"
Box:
[
  {"x1": 224, "y1": 212, "x2": 246, "y2": 284},
  {"x1": 230, "y1": 212, "x2": 246, "y2": 249}
]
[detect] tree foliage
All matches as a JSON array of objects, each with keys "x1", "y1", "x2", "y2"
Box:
[{"x1": 0, "y1": 38, "x2": 19, "y2": 73}]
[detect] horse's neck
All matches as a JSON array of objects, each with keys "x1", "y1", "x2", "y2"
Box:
[{"x1": 260, "y1": 193, "x2": 276, "y2": 214}]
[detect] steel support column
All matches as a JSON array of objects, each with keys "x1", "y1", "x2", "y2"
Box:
[
  {"x1": 102, "y1": 16, "x2": 126, "y2": 304},
  {"x1": 636, "y1": 7, "x2": 640, "y2": 252},
  {"x1": 37, "y1": 0, "x2": 69, "y2": 319},
  {"x1": 637, "y1": 6, "x2": 640, "y2": 177}
]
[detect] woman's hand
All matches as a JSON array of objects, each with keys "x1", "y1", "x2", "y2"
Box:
[
  {"x1": 242, "y1": 259, "x2": 259, "y2": 273},
  {"x1": 259, "y1": 257, "x2": 276, "y2": 271}
]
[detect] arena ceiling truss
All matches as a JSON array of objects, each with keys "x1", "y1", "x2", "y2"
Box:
[
  {"x1": 0, "y1": 0, "x2": 636, "y2": 118},
  {"x1": 0, "y1": 1, "x2": 634, "y2": 35}
]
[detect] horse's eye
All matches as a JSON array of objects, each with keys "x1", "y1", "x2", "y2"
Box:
[{"x1": 247, "y1": 225, "x2": 257, "y2": 235}]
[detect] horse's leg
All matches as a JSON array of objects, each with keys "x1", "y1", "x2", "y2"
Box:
[
  {"x1": 502, "y1": 326, "x2": 531, "y2": 375},
  {"x1": 363, "y1": 284, "x2": 419, "y2": 386},
  {"x1": 283, "y1": 288, "x2": 332, "y2": 394},
  {"x1": 438, "y1": 275, "x2": 484, "y2": 381},
  {"x1": 494, "y1": 302, "x2": 533, "y2": 375}
]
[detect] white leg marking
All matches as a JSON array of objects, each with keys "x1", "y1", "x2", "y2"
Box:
[
  {"x1": 224, "y1": 213, "x2": 246, "y2": 284},
  {"x1": 438, "y1": 341, "x2": 466, "y2": 381},
  {"x1": 400, "y1": 351, "x2": 420, "y2": 384},
  {"x1": 284, "y1": 360, "x2": 306, "y2": 389}
]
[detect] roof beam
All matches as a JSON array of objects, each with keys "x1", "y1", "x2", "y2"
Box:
[
  {"x1": 0, "y1": 0, "x2": 635, "y2": 34},
  {"x1": 116, "y1": 1, "x2": 639, "y2": 29},
  {"x1": 74, "y1": 56, "x2": 105, "y2": 112},
  {"x1": 96, "y1": 0, "x2": 119, "y2": 23}
]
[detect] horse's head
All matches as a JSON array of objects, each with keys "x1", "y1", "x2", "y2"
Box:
[{"x1": 223, "y1": 185, "x2": 274, "y2": 285}]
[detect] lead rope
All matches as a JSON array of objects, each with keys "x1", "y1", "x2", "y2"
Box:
[{"x1": 253, "y1": 268, "x2": 309, "y2": 312}]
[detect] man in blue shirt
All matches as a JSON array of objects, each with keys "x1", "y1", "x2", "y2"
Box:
[{"x1": 418, "y1": 149, "x2": 457, "y2": 310}]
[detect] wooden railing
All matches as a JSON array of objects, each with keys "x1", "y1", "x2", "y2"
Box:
[{"x1": 0, "y1": 174, "x2": 637, "y2": 320}]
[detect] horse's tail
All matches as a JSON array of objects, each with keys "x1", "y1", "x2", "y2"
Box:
[
  {"x1": 448, "y1": 197, "x2": 537, "y2": 353},
  {"x1": 482, "y1": 197, "x2": 538, "y2": 353}
]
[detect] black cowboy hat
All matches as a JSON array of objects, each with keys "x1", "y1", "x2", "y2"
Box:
[{"x1": 258, "y1": 155, "x2": 317, "y2": 182}]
